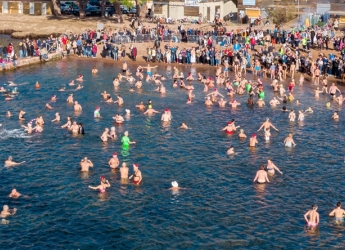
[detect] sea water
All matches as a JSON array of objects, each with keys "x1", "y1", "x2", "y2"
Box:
[{"x1": 0, "y1": 58, "x2": 345, "y2": 248}]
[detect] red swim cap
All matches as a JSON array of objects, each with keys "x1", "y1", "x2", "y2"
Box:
[
  {"x1": 113, "y1": 153, "x2": 117, "y2": 157},
  {"x1": 164, "y1": 108, "x2": 169, "y2": 112},
  {"x1": 252, "y1": 134, "x2": 256, "y2": 137},
  {"x1": 133, "y1": 164, "x2": 139, "y2": 168},
  {"x1": 100, "y1": 176, "x2": 105, "y2": 180}
]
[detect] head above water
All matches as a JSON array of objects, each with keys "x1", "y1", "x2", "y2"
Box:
[{"x1": 171, "y1": 181, "x2": 178, "y2": 188}]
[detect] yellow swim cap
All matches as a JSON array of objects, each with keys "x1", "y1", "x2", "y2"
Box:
[{"x1": 326, "y1": 102, "x2": 331, "y2": 108}]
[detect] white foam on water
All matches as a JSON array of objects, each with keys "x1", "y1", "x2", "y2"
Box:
[{"x1": 0, "y1": 129, "x2": 31, "y2": 140}]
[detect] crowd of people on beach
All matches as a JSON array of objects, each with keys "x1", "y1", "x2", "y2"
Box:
[{"x1": 1, "y1": 17, "x2": 345, "y2": 233}]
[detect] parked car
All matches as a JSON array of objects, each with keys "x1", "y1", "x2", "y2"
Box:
[
  {"x1": 129, "y1": 7, "x2": 137, "y2": 14},
  {"x1": 85, "y1": 6, "x2": 101, "y2": 16},
  {"x1": 105, "y1": 6, "x2": 115, "y2": 16},
  {"x1": 121, "y1": 6, "x2": 129, "y2": 14},
  {"x1": 60, "y1": 3, "x2": 70, "y2": 14}
]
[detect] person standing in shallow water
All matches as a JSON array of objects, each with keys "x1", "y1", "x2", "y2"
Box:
[
  {"x1": 121, "y1": 131, "x2": 136, "y2": 148},
  {"x1": 129, "y1": 164, "x2": 142, "y2": 185},
  {"x1": 108, "y1": 153, "x2": 119, "y2": 172},
  {"x1": 329, "y1": 202, "x2": 345, "y2": 223},
  {"x1": 304, "y1": 205, "x2": 319, "y2": 230},
  {"x1": 253, "y1": 165, "x2": 270, "y2": 183}
]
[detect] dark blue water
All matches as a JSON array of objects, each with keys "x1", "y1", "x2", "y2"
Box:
[{"x1": 1, "y1": 58, "x2": 345, "y2": 249}]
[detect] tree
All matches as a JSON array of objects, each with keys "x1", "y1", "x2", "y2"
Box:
[
  {"x1": 101, "y1": 0, "x2": 106, "y2": 17},
  {"x1": 266, "y1": 6, "x2": 297, "y2": 25},
  {"x1": 51, "y1": 0, "x2": 61, "y2": 16},
  {"x1": 77, "y1": 0, "x2": 88, "y2": 18}
]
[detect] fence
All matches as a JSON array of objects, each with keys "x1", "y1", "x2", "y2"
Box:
[{"x1": 110, "y1": 34, "x2": 234, "y2": 45}]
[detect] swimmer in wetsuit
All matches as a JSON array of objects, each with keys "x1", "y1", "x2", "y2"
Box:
[{"x1": 89, "y1": 176, "x2": 111, "y2": 193}]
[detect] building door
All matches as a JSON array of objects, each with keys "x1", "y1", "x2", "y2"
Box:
[
  {"x1": 215, "y1": 5, "x2": 220, "y2": 16},
  {"x1": 207, "y1": 7, "x2": 210, "y2": 21},
  {"x1": 169, "y1": 5, "x2": 184, "y2": 19}
]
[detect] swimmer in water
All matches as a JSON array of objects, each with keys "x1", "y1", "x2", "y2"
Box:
[
  {"x1": 114, "y1": 95, "x2": 124, "y2": 106},
  {"x1": 113, "y1": 114, "x2": 125, "y2": 124},
  {"x1": 19, "y1": 110, "x2": 26, "y2": 120},
  {"x1": 51, "y1": 95, "x2": 57, "y2": 102},
  {"x1": 264, "y1": 128, "x2": 271, "y2": 142},
  {"x1": 168, "y1": 181, "x2": 185, "y2": 191},
  {"x1": 221, "y1": 121, "x2": 239, "y2": 135},
  {"x1": 51, "y1": 112, "x2": 60, "y2": 122},
  {"x1": 332, "y1": 111, "x2": 339, "y2": 120},
  {"x1": 129, "y1": 164, "x2": 142, "y2": 185},
  {"x1": 67, "y1": 94, "x2": 73, "y2": 103},
  {"x1": 238, "y1": 129, "x2": 247, "y2": 139},
  {"x1": 161, "y1": 109, "x2": 172, "y2": 122},
  {"x1": 89, "y1": 176, "x2": 111, "y2": 193},
  {"x1": 284, "y1": 133, "x2": 296, "y2": 147},
  {"x1": 94, "y1": 107, "x2": 101, "y2": 118},
  {"x1": 257, "y1": 98, "x2": 265, "y2": 107},
  {"x1": 266, "y1": 158, "x2": 282, "y2": 175},
  {"x1": 58, "y1": 86, "x2": 65, "y2": 91},
  {"x1": 6, "y1": 111, "x2": 12, "y2": 117},
  {"x1": 35, "y1": 81, "x2": 40, "y2": 89},
  {"x1": 8, "y1": 81, "x2": 17, "y2": 87},
  {"x1": 336, "y1": 94, "x2": 344, "y2": 106},
  {"x1": 218, "y1": 98, "x2": 227, "y2": 107},
  {"x1": 74, "y1": 101, "x2": 82, "y2": 111},
  {"x1": 205, "y1": 96, "x2": 213, "y2": 106},
  {"x1": 61, "y1": 116, "x2": 72, "y2": 129},
  {"x1": 329, "y1": 83, "x2": 341, "y2": 100},
  {"x1": 78, "y1": 123, "x2": 84, "y2": 135},
  {"x1": 227, "y1": 146, "x2": 235, "y2": 155},
  {"x1": 121, "y1": 131, "x2": 136, "y2": 148},
  {"x1": 45, "y1": 103, "x2": 53, "y2": 109},
  {"x1": 120, "y1": 162, "x2": 129, "y2": 182},
  {"x1": 75, "y1": 84, "x2": 83, "y2": 91},
  {"x1": 92, "y1": 66, "x2": 98, "y2": 74},
  {"x1": 4, "y1": 156, "x2": 26, "y2": 167},
  {"x1": 76, "y1": 74, "x2": 84, "y2": 82},
  {"x1": 329, "y1": 202, "x2": 345, "y2": 223},
  {"x1": 250, "y1": 134, "x2": 258, "y2": 147},
  {"x1": 305, "y1": 107, "x2": 313, "y2": 113},
  {"x1": 180, "y1": 122, "x2": 188, "y2": 129},
  {"x1": 136, "y1": 102, "x2": 145, "y2": 110},
  {"x1": 289, "y1": 109, "x2": 296, "y2": 122},
  {"x1": 253, "y1": 165, "x2": 270, "y2": 183},
  {"x1": 304, "y1": 205, "x2": 319, "y2": 231},
  {"x1": 0, "y1": 205, "x2": 17, "y2": 218},
  {"x1": 100, "y1": 128, "x2": 111, "y2": 142},
  {"x1": 69, "y1": 121, "x2": 79, "y2": 134},
  {"x1": 22, "y1": 123, "x2": 34, "y2": 134},
  {"x1": 269, "y1": 97, "x2": 280, "y2": 106},
  {"x1": 109, "y1": 127, "x2": 116, "y2": 139},
  {"x1": 8, "y1": 189, "x2": 21, "y2": 198},
  {"x1": 108, "y1": 153, "x2": 120, "y2": 172},
  {"x1": 258, "y1": 118, "x2": 279, "y2": 132},
  {"x1": 69, "y1": 80, "x2": 75, "y2": 86},
  {"x1": 298, "y1": 110, "x2": 305, "y2": 121},
  {"x1": 80, "y1": 157, "x2": 94, "y2": 172},
  {"x1": 143, "y1": 107, "x2": 160, "y2": 115}
]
